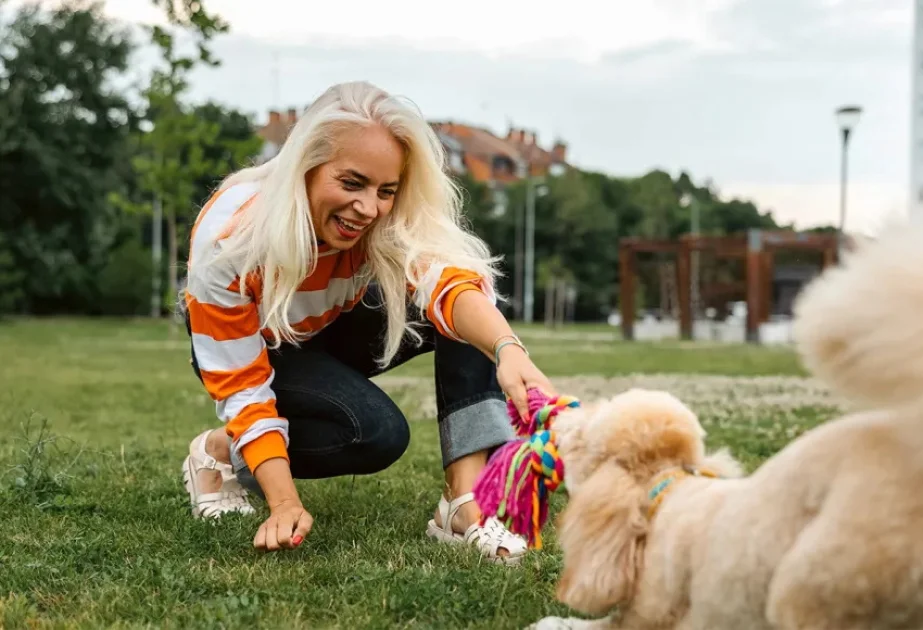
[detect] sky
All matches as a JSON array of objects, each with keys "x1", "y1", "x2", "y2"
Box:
[{"x1": 75, "y1": 1, "x2": 922, "y2": 233}]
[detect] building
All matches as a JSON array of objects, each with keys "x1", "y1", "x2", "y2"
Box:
[
  {"x1": 254, "y1": 108, "x2": 300, "y2": 164},
  {"x1": 429, "y1": 121, "x2": 571, "y2": 216},
  {"x1": 253, "y1": 109, "x2": 571, "y2": 187},
  {"x1": 430, "y1": 121, "x2": 569, "y2": 183}
]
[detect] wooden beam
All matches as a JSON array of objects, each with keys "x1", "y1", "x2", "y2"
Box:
[
  {"x1": 619, "y1": 237, "x2": 680, "y2": 254},
  {"x1": 619, "y1": 247, "x2": 635, "y2": 341},
  {"x1": 761, "y1": 249, "x2": 774, "y2": 323},
  {"x1": 676, "y1": 239, "x2": 692, "y2": 340},
  {"x1": 679, "y1": 234, "x2": 748, "y2": 251}
]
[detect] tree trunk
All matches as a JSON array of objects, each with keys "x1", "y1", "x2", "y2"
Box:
[
  {"x1": 151, "y1": 196, "x2": 163, "y2": 318},
  {"x1": 554, "y1": 279, "x2": 566, "y2": 329},
  {"x1": 544, "y1": 275, "x2": 556, "y2": 328},
  {"x1": 167, "y1": 208, "x2": 179, "y2": 337}
]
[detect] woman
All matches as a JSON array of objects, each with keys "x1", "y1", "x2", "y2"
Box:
[{"x1": 180, "y1": 81, "x2": 555, "y2": 564}]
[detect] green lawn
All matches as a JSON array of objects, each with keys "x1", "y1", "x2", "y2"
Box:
[{"x1": 0, "y1": 318, "x2": 839, "y2": 629}]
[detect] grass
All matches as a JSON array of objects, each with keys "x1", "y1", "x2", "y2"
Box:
[{"x1": 0, "y1": 318, "x2": 840, "y2": 629}]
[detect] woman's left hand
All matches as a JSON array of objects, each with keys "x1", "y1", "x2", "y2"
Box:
[{"x1": 495, "y1": 345, "x2": 557, "y2": 422}]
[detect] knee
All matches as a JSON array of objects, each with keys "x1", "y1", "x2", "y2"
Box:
[{"x1": 355, "y1": 406, "x2": 410, "y2": 474}]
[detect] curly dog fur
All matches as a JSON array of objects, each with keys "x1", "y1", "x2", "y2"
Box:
[{"x1": 530, "y1": 220, "x2": 923, "y2": 630}]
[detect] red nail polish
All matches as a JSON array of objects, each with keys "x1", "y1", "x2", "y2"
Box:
[{"x1": 292, "y1": 535, "x2": 303, "y2": 546}]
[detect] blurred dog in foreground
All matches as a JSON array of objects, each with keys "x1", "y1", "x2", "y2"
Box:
[{"x1": 529, "y1": 221, "x2": 923, "y2": 630}]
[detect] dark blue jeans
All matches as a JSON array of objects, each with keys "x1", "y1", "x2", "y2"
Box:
[{"x1": 187, "y1": 285, "x2": 514, "y2": 495}]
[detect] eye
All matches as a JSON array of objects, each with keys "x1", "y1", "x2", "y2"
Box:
[
  {"x1": 378, "y1": 189, "x2": 397, "y2": 200},
  {"x1": 341, "y1": 179, "x2": 363, "y2": 191}
]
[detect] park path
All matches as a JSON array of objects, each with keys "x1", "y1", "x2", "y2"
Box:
[{"x1": 374, "y1": 373, "x2": 844, "y2": 422}]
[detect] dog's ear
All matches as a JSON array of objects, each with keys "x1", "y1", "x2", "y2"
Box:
[{"x1": 555, "y1": 461, "x2": 647, "y2": 616}]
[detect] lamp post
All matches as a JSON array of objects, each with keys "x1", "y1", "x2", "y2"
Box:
[
  {"x1": 835, "y1": 105, "x2": 862, "y2": 256},
  {"x1": 522, "y1": 171, "x2": 549, "y2": 324}
]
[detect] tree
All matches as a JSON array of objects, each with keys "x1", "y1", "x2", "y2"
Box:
[
  {"x1": 628, "y1": 170, "x2": 678, "y2": 239},
  {"x1": 132, "y1": 0, "x2": 230, "y2": 316},
  {"x1": 0, "y1": 1, "x2": 138, "y2": 313},
  {"x1": 190, "y1": 102, "x2": 263, "y2": 210},
  {"x1": 0, "y1": 232, "x2": 25, "y2": 315}
]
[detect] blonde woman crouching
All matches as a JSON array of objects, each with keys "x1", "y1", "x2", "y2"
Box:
[{"x1": 180, "y1": 81, "x2": 556, "y2": 564}]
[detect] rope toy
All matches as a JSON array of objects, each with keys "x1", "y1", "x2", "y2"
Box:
[{"x1": 472, "y1": 388, "x2": 581, "y2": 549}]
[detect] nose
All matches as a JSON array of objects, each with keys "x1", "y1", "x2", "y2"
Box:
[{"x1": 351, "y1": 191, "x2": 378, "y2": 220}]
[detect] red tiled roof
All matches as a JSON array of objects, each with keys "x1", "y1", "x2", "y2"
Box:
[
  {"x1": 252, "y1": 111, "x2": 569, "y2": 185},
  {"x1": 433, "y1": 121, "x2": 569, "y2": 183},
  {"x1": 257, "y1": 109, "x2": 300, "y2": 146}
]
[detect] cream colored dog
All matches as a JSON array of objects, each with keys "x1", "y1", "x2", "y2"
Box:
[{"x1": 530, "y1": 221, "x2": 923, "y2": 630}]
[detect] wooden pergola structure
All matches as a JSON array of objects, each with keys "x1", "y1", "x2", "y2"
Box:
[{"x1": 618, "y1": 230, "x2": 839, "y2": 343}]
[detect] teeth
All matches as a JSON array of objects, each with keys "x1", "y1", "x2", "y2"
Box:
[{"x1": 337, "y1": 217, "x2": 363, "y2": 231}]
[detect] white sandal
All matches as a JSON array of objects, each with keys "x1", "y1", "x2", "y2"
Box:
[
  {"x1": 425, "y1": 491, "x2": 528, "y2": 565},
  {"x1": 182, "y1": 429, "x2": 256, "y2": 519}
]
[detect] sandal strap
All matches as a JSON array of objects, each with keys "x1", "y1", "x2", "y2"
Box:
[
  {"x1": 464, "y1": 517, "x2": 528, "y2": 559},
  {"x1": 436, "y1": 491, "x2": 476, "y2": 534},
  {"x1": 190, "y1": 430, "x2": 237, "y2": 483},
  {"x1": 436, "y1": 492, "x2": 528, "y2": 558},
  {"x1": 184, "y1": 430, "x2": 255, "y2": 519}
]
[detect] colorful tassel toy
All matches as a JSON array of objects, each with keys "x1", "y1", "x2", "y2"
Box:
[{"x1": 472, "y1": 388, "x2": 581, "y2": 549}]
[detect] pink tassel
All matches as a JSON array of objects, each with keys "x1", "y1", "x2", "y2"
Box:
[
  {"x1": 473, "y1": 432, "x2": 563, "y2": 548},
  {"x1": 474, "y1": 387, "x2": 577, "y2": 548},
  {"x1": 472, "y1": 440, "x2": 525, "y2": 523},
  {"x1": 507, "y1": 388, "x2": 555, "y2": 436}
]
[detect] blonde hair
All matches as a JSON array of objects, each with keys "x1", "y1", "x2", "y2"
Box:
[{"x1": 200, "y1": 81, "x2": 500, "y2": 366}]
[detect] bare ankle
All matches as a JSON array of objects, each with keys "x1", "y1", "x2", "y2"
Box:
[{"x1": 204, "y1": 429, "x2": 231, "y2": 464}]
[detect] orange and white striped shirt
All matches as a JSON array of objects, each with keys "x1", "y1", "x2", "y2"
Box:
[{"x1": 184, "y1": 182, "x2": 495, "y2": 473}]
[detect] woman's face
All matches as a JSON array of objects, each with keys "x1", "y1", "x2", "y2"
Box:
[{"x1": 306, "y1": 123, "x2": 405, "y2": 250}]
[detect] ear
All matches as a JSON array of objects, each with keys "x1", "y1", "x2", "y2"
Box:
[
  {"x1": 699, "y1": 447, "x2": 745, "y2": 479},
  {"x1": 555, "y1": 461, "x2": 647, "y2": 616}
]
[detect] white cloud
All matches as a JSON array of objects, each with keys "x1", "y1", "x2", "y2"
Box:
[
  {"x1": 14, "y1": 0, "x2": 912, "y2": 230},
  {"x1": 98, "y1": 0, "x2": 728, "y2": 62}
]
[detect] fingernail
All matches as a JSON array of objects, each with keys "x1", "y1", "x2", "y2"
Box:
[{"x1": 292, "y1": 535, "x2": 303, "y2": 546}]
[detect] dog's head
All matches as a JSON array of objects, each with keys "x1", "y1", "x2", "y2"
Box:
[{"x1": 552, "y1": 388, "x2": 740, "y2": 615}]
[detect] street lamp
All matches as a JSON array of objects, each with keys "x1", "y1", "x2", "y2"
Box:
[
  {"x1": 835, "y1": 105, "x2": 862, "y2": 253},
  {"x1": 523, "y1": 176, "x2": 549, "y2": 323}
]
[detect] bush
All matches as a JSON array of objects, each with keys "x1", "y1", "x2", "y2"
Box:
[
  {"x1": 97, "y1": 238, "x2": 152, "y2": 315},
  {"x1": 0, "y1": 232, "x2": 25, "y2": 315}
]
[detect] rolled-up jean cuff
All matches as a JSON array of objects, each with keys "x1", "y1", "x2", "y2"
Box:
[
  {"x1": 438, "y1": 397, "x2": 515, "y2": 468},
  {"x1": 230, "y1": 447, "x2": 266, "y2": 500}
]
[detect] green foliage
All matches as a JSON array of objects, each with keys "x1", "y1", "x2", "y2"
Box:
[
  {"x1": 461, "y1": 166, "x2": 784, "y2": 321},
  {"x1": 0, "y1": 231, "x2": 24, "y2": 315},
  {"x1": 191, "y1": 102, "x2": 263, "y2": 206},
  {"x1": 132, "y1": 0, "x2": 248, "y2": 313},
  {"x1": 97, "y1": 238, "x2": 153, "y2": 315},
  {"x1": 1, "y1": 414, "x2": 82, "y2": 507},
  {"x1": 0, "y1": 1, "x2": 139, "y2": 313},
  {"x1": 149, "y1": 0, "x2": 229, "y2": 65}
]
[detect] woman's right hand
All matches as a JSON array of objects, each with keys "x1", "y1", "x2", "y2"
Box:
[
  {"x1": 251, "y1": 457, "x2": 313, "y2": 551},
  {"x1": 254, "y1": 498, "x2": 314, "y2": 551}
]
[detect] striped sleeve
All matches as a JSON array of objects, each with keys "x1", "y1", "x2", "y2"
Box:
[
  {"x1": 410, "y1": 262, "x2": 497, "y2": 340},
  {"x1": 185, "y1": 186, "x2": 289, "y2": 473}
]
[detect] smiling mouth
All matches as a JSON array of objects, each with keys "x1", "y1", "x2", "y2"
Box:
[{"x1": 333, "y1": 215, "x2": 368, "y2": 238}]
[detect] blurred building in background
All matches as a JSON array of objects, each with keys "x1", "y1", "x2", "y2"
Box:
[{"x1": 253, "y1": 108, "x2": 570, "y2": 188}]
